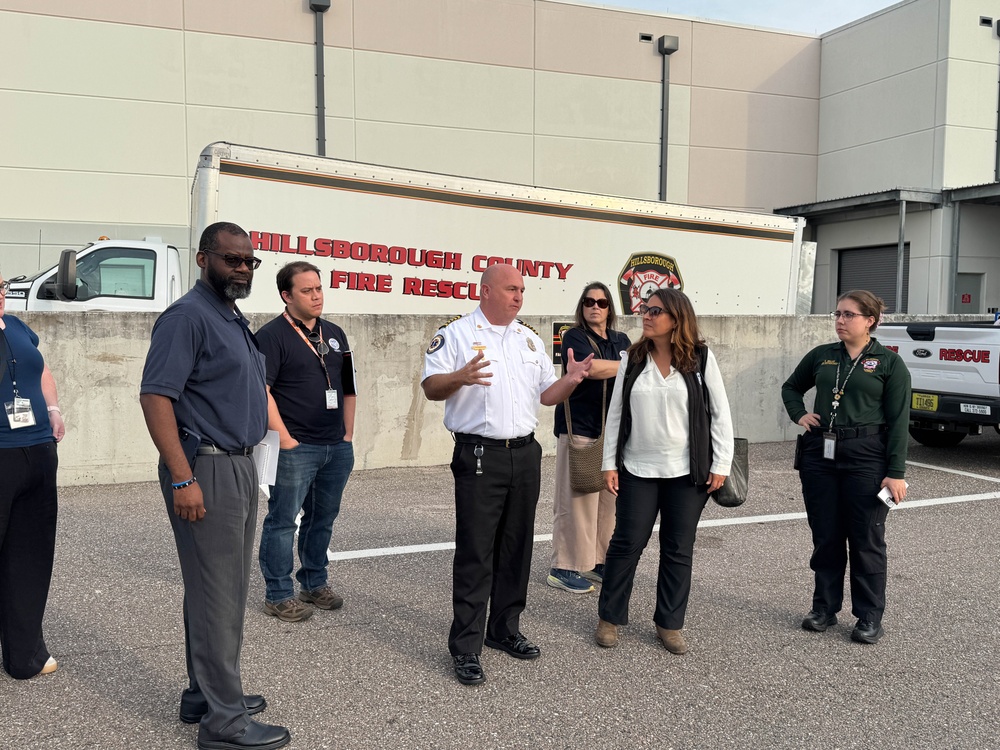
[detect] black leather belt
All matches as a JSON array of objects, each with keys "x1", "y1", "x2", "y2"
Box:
[
  {"x1": 197, "y1": 443, "x2": 255, "y2": 456},
  {"x1": 829, "y1": 425, "x2": 887, "y2": 440},
  {"x1": 454, "y1": 432, "x2": 535, "y2": 449}
]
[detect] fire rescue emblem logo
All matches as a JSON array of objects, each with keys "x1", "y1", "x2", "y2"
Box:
[{"x1": 618, "y1": 253, "x2": 683, "y2": 314}]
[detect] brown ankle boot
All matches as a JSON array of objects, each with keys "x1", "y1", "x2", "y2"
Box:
[
  {"x1": 656, "y1": 626, "x2": 688, "y2": 654},
  {"x1": 595, "y1": 619, "x2": 619, "y2": 648}
]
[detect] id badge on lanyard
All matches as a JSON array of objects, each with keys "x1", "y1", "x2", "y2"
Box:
[
  {"x1": 5, "y1": 397, "x2": 36, "y2": 429},
  {"x1": 822, "y1": 430, "x2": 836, "y2": 460},
  {"x1": 325, "y1": 389, "x2": 338, "y2": 410}
]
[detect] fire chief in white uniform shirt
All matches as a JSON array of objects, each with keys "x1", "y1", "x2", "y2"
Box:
[{"x1": 421, "y1": 263, "x2": 593, "y2": 686}]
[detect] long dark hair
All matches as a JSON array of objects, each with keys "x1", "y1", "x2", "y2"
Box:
[
  {"x1": 573, "y1": 281, "x2": 617, "y2": 333},
  {"x1": 626, "y1": 287, "x2": 704, "y2": 373}
]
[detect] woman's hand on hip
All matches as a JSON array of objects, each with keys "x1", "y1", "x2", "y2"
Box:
[
  {"x1": 707, "y1": 472, "x2": 727, "y2": 493},
  {"x1": 797, "y1": 413, "x2": 821, "y2": 431},
  {"x1": 604, "y1": 470, "x2": 619, "y2": 496}
]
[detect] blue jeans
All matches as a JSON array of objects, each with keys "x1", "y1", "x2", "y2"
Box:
[{"x1": 258, "y1": 441, "x2": 354, "y2": 604}]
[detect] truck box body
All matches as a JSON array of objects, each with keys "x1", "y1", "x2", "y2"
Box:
[
  {"x1": 7, "y1": 143, "x2": 807, "y2": 316},
  {"x1": 193, "y1": 143, "x2": 807, "y2": 316}
]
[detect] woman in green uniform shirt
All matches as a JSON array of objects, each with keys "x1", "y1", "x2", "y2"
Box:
[{"x1": 781, "y1": 290, "x2": 910, "y2": 645}]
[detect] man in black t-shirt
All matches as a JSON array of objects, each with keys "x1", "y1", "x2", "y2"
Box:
[{"x1": 256, "y1": 262, "x2": 357, "y2": 623}]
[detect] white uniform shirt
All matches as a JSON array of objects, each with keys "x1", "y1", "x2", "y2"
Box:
[
  {"x1": 422, "y1": 306, "x2": 558, "y2": 439},
  {"x1": 601, "y1": 348, "x2": 734, "y2": 478}
]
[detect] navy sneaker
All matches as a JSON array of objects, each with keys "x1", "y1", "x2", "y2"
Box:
[
  {"x1": 582, "y1": 564, "x2": 605, "y2": 584},
  {"x1": 546, "y1": 568, "x2": 594, "y2": 594}
]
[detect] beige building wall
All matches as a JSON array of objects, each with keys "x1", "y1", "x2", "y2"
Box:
[
  {"x1": 0, "y1": 0, "x2": 823, "y2": 280},
  {"x1": 817, "y1": 0, "x2": 1000, "y2": 200}
]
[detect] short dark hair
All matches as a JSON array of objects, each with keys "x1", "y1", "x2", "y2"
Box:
[
  {"x1": 198, "y1": 222, "x2": 247, "y2": 254},
  {"x1": 276, "y1": 261, "x2": 322, "y2": 298},
  {"x1": 573, "y1": 282, "x2": 617, "y2": 331}
]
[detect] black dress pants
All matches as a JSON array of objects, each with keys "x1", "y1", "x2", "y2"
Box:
[
  {"x1": 449, "y1": 438, "x2": 542, "y2": 656},
  {"x1": 798, "y1": 430, "x2": 890, "y2": 624},
  {"x1": 599, "y1": 470, "x2": 709, "y2": 630},
  {"x1": 0, "y1": 441, "x2": 58, "y2": 679}
]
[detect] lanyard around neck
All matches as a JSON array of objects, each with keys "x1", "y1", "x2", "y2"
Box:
[
  {"x1": 829, "y1": 340, "x2": 871, "y2": 427},
  {"x1": 283, "y1": 312, "x2": 332, "y2": 389}
]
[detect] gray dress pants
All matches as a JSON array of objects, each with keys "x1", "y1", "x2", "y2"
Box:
[{"x1": 159, "y1": 454, "x2": 258, "y2": 738}]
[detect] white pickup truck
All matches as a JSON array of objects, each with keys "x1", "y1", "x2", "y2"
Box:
[{"x1": 878, "y1": 321, "x2": 1000, "y2": 446}]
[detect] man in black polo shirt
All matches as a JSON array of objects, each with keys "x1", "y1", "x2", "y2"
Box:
[
  {"x1": 256, "y1": 261, "x2": 356, "y2": 623},
  {"x1": 140, "y1": 223, "x2": 290, "y2": 750}
]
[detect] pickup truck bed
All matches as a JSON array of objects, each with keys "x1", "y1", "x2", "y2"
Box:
[{"x1": 878, "y1": 321, "x2": 1000, "y2": 447}]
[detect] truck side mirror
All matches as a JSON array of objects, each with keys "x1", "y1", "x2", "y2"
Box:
[{"x1": 56, "y1": 249, "x2": 78, "y2": 301}]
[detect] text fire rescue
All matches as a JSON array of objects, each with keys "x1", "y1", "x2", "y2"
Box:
[{"x1": 251, "y1": 232, "x2": 573, "y2": 299}]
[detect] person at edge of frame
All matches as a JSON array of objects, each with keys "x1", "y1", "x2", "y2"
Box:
[
  {"x1": 256, "y1": 261, "x2": 357, "y2": 623},
  {"x1": 0, "y1": 269, "x2": 65, "y2": 680},
  {"x1": 781, "y1": 289, "x2": 910, "y2": 646},
  {"x1": 421, "y1": 263, "x2": 594, "y2": 686},
  {"x1": 547, "y1": 282, "x2": 631, "y2": 594},
  {"x1": 139, "y1": 222, "x2": 292, "y2": 750}
]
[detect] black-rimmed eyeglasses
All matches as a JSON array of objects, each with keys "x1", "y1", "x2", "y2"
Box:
[
  {"x1": 583, "y1": 297, "x2": 609, "y2": 309},
  {"x1": 638, "y1": 304, "x2": 667, "y2": 318},
  {"x1": 202, "y1": 249, "x2": 263, "y2": 270},
  {"x1": 0, "y1": 281, "x2": 9, "y2": 295}
]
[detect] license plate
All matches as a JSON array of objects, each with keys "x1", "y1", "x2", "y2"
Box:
[
  {"x1": 912, "y1": 393, "x2": 938, "y2": 411},
  {"x1": 960, "y1": 403, "x2": 991, "y2": 415}
]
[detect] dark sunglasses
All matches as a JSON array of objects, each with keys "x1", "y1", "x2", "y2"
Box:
[
  {"x1": 307, "y1": 330, "x2": 330, "y2": 355},
  {"x1": 582, "y1": 297, "x2": 609, "y2": 309},
  {"x1": 638, "y1": 304, "x2": 667, "y2": 318},
  {"x1": 202, "y1": 249, "x2": 263, "y2": 270}
]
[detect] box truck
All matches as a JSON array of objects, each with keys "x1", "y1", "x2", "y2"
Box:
[{"x1": 4, "y1": 143, "x2": 809, "y2": 316}]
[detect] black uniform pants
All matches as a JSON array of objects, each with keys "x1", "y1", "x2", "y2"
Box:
[
  {"x1": 449, "y1": 438, "x2": 542, "y2": 656},
  {"x1": 599, "y1": 470, "x2": 709, "y2": 630},
  {"x1": 798, "y1": 430, "x2": 890, "y2": 624},
  {"x1": 0, "y1": 442, "x2": 58, "y2": 679}
]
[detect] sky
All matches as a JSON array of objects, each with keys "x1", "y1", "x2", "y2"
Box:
[{"x1": 589, "y1": 0, "x2": 899, "y2": 35}]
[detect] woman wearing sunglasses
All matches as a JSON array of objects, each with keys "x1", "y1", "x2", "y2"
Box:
[
  {"x1": 595, "y1": 287, "x2": 732, "y2": 653},
  {"x1": 0, "y1": 271, "x2": 65, "y2": 678},
  {"x1": 781, "y1": 290, "x2": 909, "y2": 645},
  {"x1": 548, "y1": 283, "x2": 631, "y2": 594}
]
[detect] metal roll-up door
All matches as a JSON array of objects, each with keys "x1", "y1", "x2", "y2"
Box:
[{"x1": 837, "y1": 244, "x2": 909, "y2": 312}]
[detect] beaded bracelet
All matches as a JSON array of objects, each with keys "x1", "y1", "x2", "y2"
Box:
[{"x1": 172, "y1": 477, "x2": 197, "y2": 490}]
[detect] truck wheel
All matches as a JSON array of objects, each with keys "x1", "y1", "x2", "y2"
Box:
[{"x1": 909, "y1": 428, "x2": 966, "y2": 448}]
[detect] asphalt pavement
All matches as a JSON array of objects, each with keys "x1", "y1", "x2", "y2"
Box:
[{"x1": 3, "y1": 432, "x2": 1000, "y2": 750}]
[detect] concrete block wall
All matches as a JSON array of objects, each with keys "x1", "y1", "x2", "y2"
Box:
[{"x1": 19, "y1": 311, "x2": 904, "y2": 487}]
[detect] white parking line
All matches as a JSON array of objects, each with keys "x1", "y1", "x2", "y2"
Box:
[
  {"x1": 905, "y1": 460, "x2": 1000, "y2": 484},
  {"x1": 328, "y1": 491, "x2": 1000, "y2": 561}
]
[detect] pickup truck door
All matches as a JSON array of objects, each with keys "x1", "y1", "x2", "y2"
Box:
[{"x1": 29, "y1": 245, "x2": 165, "y2": 312}]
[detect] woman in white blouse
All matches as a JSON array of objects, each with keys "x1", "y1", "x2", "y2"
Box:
[{"x1": 595, "y1": 288, "x2": 733, "y2": 654}]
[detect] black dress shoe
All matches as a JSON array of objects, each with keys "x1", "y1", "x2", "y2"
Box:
[
  {"x1": 198, "y1": 719, "x2": 291, "y2": 750},
  {"x1": 851, "y1": 619, "x2": 884, "y2": 644},
  {"x1": 484, "y1": 632, "x2": 541, "y2": 660},
  {"x1": 180, "y1": 694, "x2": 267, "y2": 724},
  {"x1": 453, "y1": 653, "x2": 485, "y2": 685},
  {"x1": 801, "y1": 611, "x2": 837, "y2": 632}
]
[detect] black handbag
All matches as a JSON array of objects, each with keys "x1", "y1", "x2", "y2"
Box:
[
  {"x1": 711, "y1": 437, "x2": 749, "y2": 507},
  {"x1": 699, "y1": 349, "x2": 749, "y2": 508}
]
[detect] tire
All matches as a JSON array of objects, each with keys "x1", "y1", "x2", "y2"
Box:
[{"x1": 909, "y1": 427, "x2": 966, "y2": 448}]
